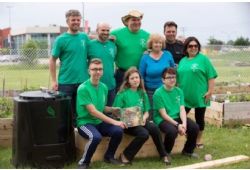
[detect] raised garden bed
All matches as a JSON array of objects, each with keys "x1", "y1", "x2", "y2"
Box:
[
  {"x1": 0, "y1": 118, "x2": 13, "y2": 147},
  {"x1": 190, "y1": 93, "x2": 250, "y2": 127}
]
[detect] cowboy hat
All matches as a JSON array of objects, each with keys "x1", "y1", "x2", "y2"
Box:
[{"x1": 121, "y1": 10, "x2": 143, "y2": 26}]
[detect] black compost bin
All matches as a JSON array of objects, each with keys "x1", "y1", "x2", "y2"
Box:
[{"x1": 12, "y1": 90, "x2": 76, "y2": 168}]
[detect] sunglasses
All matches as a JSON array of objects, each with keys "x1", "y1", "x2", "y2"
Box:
[{"x1": 188, "y1": 44, "x2": 198, "y2": 48}]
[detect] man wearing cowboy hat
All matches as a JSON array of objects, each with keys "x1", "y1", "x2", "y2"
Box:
[{"x1": 111, "y1": 10, "x2": 150, "y2": 91}]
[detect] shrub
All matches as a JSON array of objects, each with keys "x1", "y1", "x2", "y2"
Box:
[{"x1": 0, "y1": 97, "x2": 13, "y2": 118}]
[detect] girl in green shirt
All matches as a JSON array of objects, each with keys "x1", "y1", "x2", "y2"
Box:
[{"x1": 113, "y1": 67, "x2": 170, "y2": 165}]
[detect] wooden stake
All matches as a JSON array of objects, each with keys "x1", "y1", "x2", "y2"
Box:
[{"x1": 172, "y1": 155, "x2": 249, "y2": 169}]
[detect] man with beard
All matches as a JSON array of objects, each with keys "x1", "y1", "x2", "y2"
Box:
[
  {"x1": 88, "y1": 23, "x2": 117, "y2": 111},
  {"x1": 111, "y1": 10, "x2": 150, "y2": 91},
  {"x1": 49, "y1": 9, "x2": 89, "y2": 126}
]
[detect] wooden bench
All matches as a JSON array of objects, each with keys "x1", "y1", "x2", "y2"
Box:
[{"x1": 74, "y1": 129, "x2": 185, "y2": 161}]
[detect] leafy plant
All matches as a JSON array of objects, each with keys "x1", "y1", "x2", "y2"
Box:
[
  {"x1": 0, "y1": 97, "x2": 13, "y2": 118},
  {"x1": 214, "y1": 93, "x2": 250, "y2": 103}
]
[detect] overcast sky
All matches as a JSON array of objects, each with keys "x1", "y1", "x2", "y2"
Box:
[{"x1": 0, "y1": 2, "x2": 250, "y2": 44}]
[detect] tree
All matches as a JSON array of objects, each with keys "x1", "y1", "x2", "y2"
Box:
[
  {"x1": 207, "y1": 37, "x2": 224, "y2": 45},
  {"x1": 207, "y1": 37, "x2": 224, "y2": 50},
  {"x1": 21, "y1": 40, "x2": 39, "y2": 66},
  {"x1": 226, "y1": 40, "x2": 234, "y2": 45},
  {"x1": 35, "y1": 40, "x2": 48, "y2": 49},
  {"x1": 233, "y1": 37, "x2": 250, "y2": 46}
]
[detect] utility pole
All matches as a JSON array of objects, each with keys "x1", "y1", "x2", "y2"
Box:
[
  {"x1": 6, "y1": 5, "x2": 13, "y2": 49},
  {"x1": 180, "y1": 26, "x2": 185, "y2": 37},
  {"x1": 82, "y1": 2, "x2": 85, "y2": 32}
]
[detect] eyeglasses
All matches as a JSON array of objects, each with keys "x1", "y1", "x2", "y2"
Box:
[
  {"x1": 90, "y1": 68, "x2": 103, "y2": 72},
  {"x1": 188, "y1": 44, "x2": 198, "y2": 49},
  {"x1": 164, "y1": 76, "x2": 176, "y2": 80}
]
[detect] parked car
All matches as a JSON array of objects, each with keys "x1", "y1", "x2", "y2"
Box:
[{"x1": 0, "y1": 55, "x2": 21, "y2": 62}]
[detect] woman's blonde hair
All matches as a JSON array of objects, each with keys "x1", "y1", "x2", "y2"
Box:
[
  {"x1": 119, "y1": 67, "x2": 146, "y2": 92},
  {"x1": 147, "y1": 33, "x2": 166, "y2": 50}
]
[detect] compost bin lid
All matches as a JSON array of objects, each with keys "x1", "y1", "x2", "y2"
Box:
[{"x1": 19, "y1": 90, "x2": 67, "y2": 100}]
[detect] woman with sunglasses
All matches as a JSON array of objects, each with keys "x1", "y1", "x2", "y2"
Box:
[{"x1": 177, "y1": 36, "x2": 218, "y2": 149}]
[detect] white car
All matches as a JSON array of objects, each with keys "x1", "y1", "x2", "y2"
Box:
[{"x1": 0, "y1": 55, "x2": 20, "y2": 62}]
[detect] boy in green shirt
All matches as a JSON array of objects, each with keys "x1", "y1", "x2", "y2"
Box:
[
  {"x1": 76, "y1": 58, "x2": 126, "y2": 169},
  {"x1": 153, "y1": 67, "x2": 199, "y2": 161}
]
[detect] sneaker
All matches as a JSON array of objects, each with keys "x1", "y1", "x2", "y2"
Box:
[
  {"x1": 78, "y1": 163, "x2": 90, "y2": 169},
  {"x1": 182, "y1": 151, "x2": 199, "y2": 159},
  {"x1": 104, "y1": 157, "x2": 124, "y2": 166}
]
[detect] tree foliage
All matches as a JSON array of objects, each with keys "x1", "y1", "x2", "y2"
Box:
[
  {"x1": 21, "y1": 39, "x2": 38, "y2": 66},
  {"x1": 233, "y1": 37, "x2": 250, "y2": 46},
  {"x1": 208, "y1": 37, "x2": 224, "y2": 45}
]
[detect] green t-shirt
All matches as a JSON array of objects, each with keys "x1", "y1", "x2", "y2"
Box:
[
  {"x1": 76, "y1": 79, "x2": 108, "y2": 127},
  {"x1": 177, "y1": 53, "x2": 218, "y2": 108},
  {"x1": 111, "y1": 27, "x2": 149, "y2": 70},
  {"x1": 153, "y1": 86, "x2": 184, "y2": 126},
  {"x1": 113, "y1": 88, "x2": 150, "y2": 113},
  {"x1": 88, "y1": 39, "x2": 117, "y2": 90},
  {"x1": 51, "y1": 32, "x2": 89, "y2": 84}
]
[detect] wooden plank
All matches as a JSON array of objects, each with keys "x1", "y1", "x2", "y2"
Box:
[
  {"x1": 75, "y1": 129, "x2": 185, "y2": 161},
  {"x1": 224, "y1": 102, "x2": 250, "y2": 122},
  {"x1": 0, "y1": 118, "x2": 13, "y2": 147},
  {"x1": 0, "y1": 118, "x2": 13, "y2": 130},
  {"x1": 172, "y1": 155, "x2": 249, "y2": 169}
]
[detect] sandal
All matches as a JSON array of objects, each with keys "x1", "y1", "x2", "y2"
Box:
[
  {"x1": 163, "y1": 155, "x2": 171, "y2": 165},
  {"x1": 119, "y1": 153, "x2": 132, "y2": 165},
  {"x1": 196, "y1": 143, "x2": 204, "y2": 149}
]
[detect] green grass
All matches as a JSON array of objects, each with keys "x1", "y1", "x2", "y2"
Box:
[
  {"x1": 0, "y1": 65, "x2": 52, "y2": 90},
  {"x1": 208, "y1": 51, "x2": 250, "y2": 84},
  {"x1": 1, "y1": 125, "x2": 250, "y2": 169}
]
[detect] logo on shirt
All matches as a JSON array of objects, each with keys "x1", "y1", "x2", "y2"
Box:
[
  {"x1": 140, "y1": 39, "x2": 146, "y2": 47},
  {"x1": 81, "y1": 40, "x2": 86, "y2": 47},
  {"x1": 138, "y1": 98, "x2": 143, "y2": 109},
  {"x1": 109, "y1": 48, "x2": 115, "y2": 58},
  {"x1": 191, "y1": 63, "x2": 199, "y2": 72},
  {"x1": 176, "y1": 95, "x2": 181, "y2": 104}
]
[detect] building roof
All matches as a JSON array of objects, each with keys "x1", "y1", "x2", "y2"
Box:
[{"x1": 11, "y1": 25, "x2": 68, "y2": 36}]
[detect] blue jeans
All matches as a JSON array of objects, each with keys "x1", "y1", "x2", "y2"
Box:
[
  {"x1": 58, "y1": 83, "x2": 81, "y2": 127},
  {"x1": 77, "y1": 122, "x2": 123, "y2": 164}
]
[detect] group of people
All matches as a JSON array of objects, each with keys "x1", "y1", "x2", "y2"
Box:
[{"x1": 49, "y1": 9, "x2": 218, "y2": 169}]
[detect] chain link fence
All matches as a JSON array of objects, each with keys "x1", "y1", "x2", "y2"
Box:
[
  {"x1": 202, "y1": 45, "x2": 250, "y2": 86},
  {"x1": 0, "y1": 49, "x2": 51, "y2": 97},
  {"x1": 0, "y1": 45, "x2": 250, "y2": 97}
]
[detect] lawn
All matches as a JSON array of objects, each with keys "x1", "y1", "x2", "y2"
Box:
[
  {"x1": 1, "y1": 125, "x2": 250, "y2": 169},
  {"x1": 209, "y1": 51, "x2": 250, "y2": 84},
  {"x1": 0, "y1": 65, "x2": 52, "y2": 90}
]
